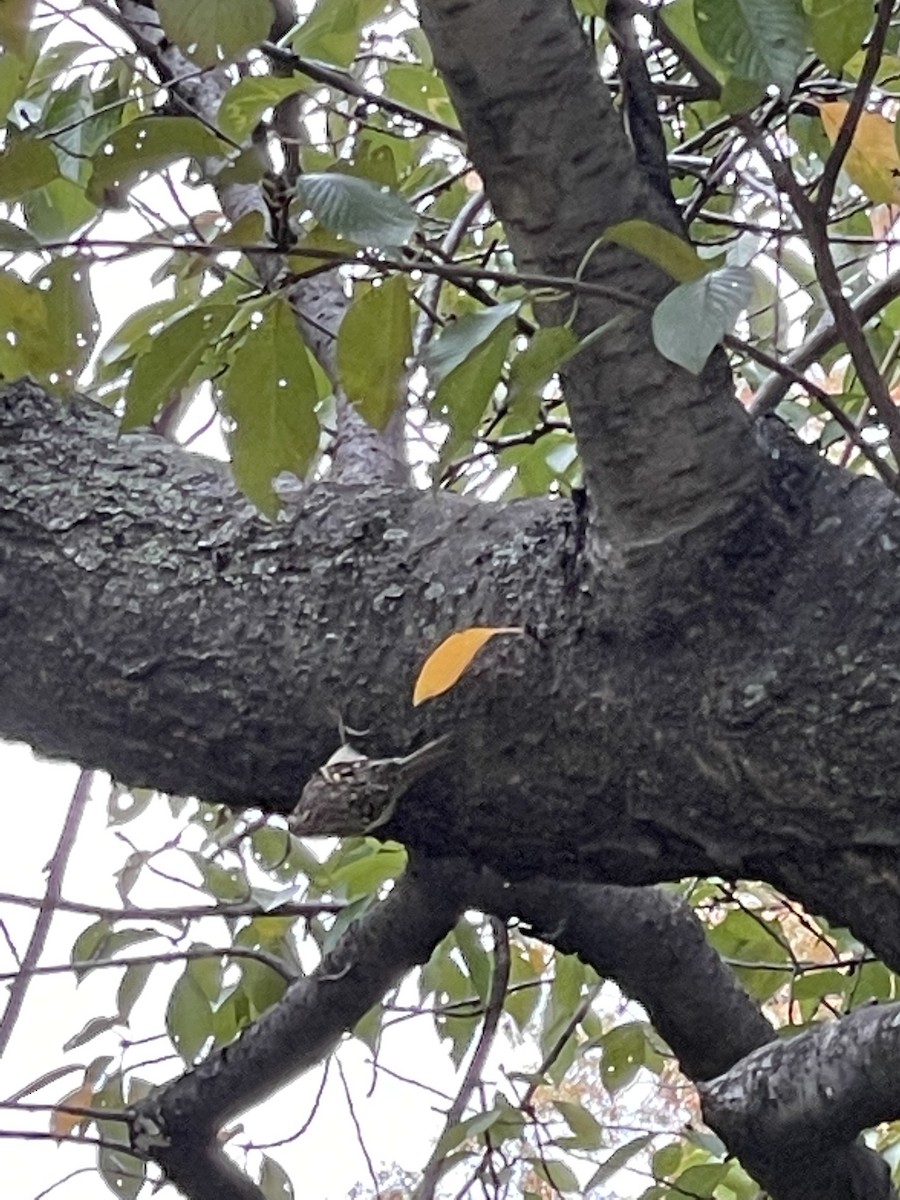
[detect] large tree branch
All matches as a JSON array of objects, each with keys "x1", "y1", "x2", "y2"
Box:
[
  {"x1": 128, "y1": 856, "x2": 469, "y2": 1200},
  {"x1": 8, "y1": 381, "x2": 900, "y2": 962},
  {"x1": 478, "y1": 877, "x2": 894, "y2": 1200},
  {"x1": 123, "y1": 861, "x2": 894, "y2": 1200},
  {"x1": 701, "y1": 1002, "x2": 900, "y2": 1199},
  {"x1": 418, "y1": 0, "x2": 761, "y2": 560}
]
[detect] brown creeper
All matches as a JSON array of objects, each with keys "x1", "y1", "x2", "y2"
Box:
[{"x1": 288, "y1": 735, "x2": 452, "y2": 837}]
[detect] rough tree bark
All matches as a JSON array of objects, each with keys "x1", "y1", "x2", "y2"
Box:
[{"x1": 4, "y1": 0, "x2": 900, "y2": 1197}]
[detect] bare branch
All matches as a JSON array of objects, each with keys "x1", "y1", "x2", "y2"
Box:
[
  {"x1": 702, "y1": 1002, "x2": 900, "y2": 1199},
  {"x1": 413, "y1": 916, "x2": 510, "y2": 1200},
  {"x1": 128, "y1": 857, "x2": 468, "y2": 1200},
  {"x1": 0, "y1": 770, "x2": 91, "y2": 1055},
  {"x1": 749, "y1": 270, "x2": 900, "y2": 417},
  {"x1": 476, "y1": 876, "x2": 895, "y2": 1200},
  {"x1": 419, "y1": 0, "x2": 762, "y2": 559}
]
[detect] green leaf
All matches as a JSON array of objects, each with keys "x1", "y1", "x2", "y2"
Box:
[
  {"x1": 803, "y1": 0, "x2": 871, "y2": 72},
  {"x1": 251, "y1": 826, "x2": 292, "y2": 871},
  {"x1": 117, "y1": 962, "x2": 154, "y2": 1022},
  {"x1": 0, "y1": 219, "x2": 37, "y2": 251},
  {"x1": 166, "y1": 970, "x2": 214, "y2": 1062},
  {"x1": 337, "y1": 275, "x2": 412, "y2": 429},
  {"x1": 70, "y1": 923, "x2": 157, "y2": 981},
  {"x1": 218, "y1": 75, "x2": 305, "y2": 142},
  {"x1": 504, "y1": 325, "x2": 578, "y2": 431},
  {"x1": 239, "y1": 957, "x2": 289, "y2": 1018},
  {"x1": 453, "y1": 918, "x2": 492, "y2": 1003},
  {"x1": 326, "y1": 842, "x2": 407, "y2": 900},
  {"x1": 213, "y1": 209, "x2": 268, "y2": 249},
  {"x1": 0, "y1": 49, "x2": 28, "y2": 124},
  {"x1": 124, "y1": 303, "x2": 234, "y2": 429},
  {"x1": 844, "y1": 50, "x2": 900, "y2": 93},
  {"x1": 352, "y1": 1002, "x2": 384, "y2": 1054},
  {"x1": 23, "y1": 176, "x2": 97, "y2": 240},
  {"x1": 555, "y1": 1100, "x2": 604, "y2": 1149},
  {"x1": 706, "y1": 909, "x2": 791, "y2": 1001},
  {"x1": 384, "y1": 63, "x2": 458, "y2": 128},
  {"x1": 62, "y1": 1015, "x2": 120, "y2": 1051},
  {"x1": 605, "y1": 219, "x2": 720, "y2": 282},
  {"x1": 93, "y1": 297, "x2": 191, "y2": 389},
  {"x1": 600, "y1": 1022, "x2": 657, "y2": 1093},
  {"x1": 694, "y1": 0, "x2": 808, "y2": 96},
  {"x1": 0, "y1": 136, "x2": 57, "y2": 201},
  {"x1": 295, "y1": 172, "x2": 418, "y2": 249},
  {"x1": 425, "y1": 302, "x2": 520, "y2": 386},
  {"x1": 259, "y1": 1155, "x2": 294, "y2": 1200},
  {"x1": 88, "y1": 117, "x2": 232, "y2": 206},
  {"x1": 587, "y1": 1134, "x2": 655, "y2": 1190},
  {"x1": 661, "y1": 0, "x2": 723, "y2": 81},
  {"x1": 432, "y1": 1106, "x2": 507, "y2": 1160},
  {"x1": 526, "y1": 1157, "x2": 580, "y2": 1194},
  {"x1": 435, "y1": 317, "x2": 514, "y2": 462},
  {"x1": 156, "y1": 0, "x2": 274, "y2": 67},
  {"x1": 673, "y1": 1163, "x2": 732, "y2": 1195},
  {"x1": 107, "y1": 786, "x2": 154, "y2": 826},
  {"x1": 0, "y1": 269, "x2": 49, "y2": 379},
  {"x1": 652, "y1": 266, "x2": 753, "y2": 374},
  {"x1": 70, "y1": 920, "x2": 111, "y2": 979},
  {"x1": 186, "y1": 945, "x2": 225, "y2": 1002},
  {"x1": 29, "y1": 256, "x2": 99, "y2": 382},
  {"x1": 290, "y1": 0, "x2": 384, "y2": 67},
  {"x1": 98, "y1": 1145, "x2": 145, "y2": 1200},
  {"x1": 219, "y1": 297, "x2": 321, "y2": 515},
  {"x1": 196, "y1": 858, "x2": 250, "y2": 902}
]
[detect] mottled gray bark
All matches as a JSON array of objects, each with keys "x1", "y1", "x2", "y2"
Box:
[
  {"x1": 4, "y1": 382, "x2": 900, "y2": 971},
  {"x1": 418, "y1": 0, "x2": 760, "y2": 559},
  {"x1": 701, "y1": 1003, "x2": 900, "y2": 1198},
  {"x1": 479, "y1": 877, "x2": 893, "y2": 1200}
]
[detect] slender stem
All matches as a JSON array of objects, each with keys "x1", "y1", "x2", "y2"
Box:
[
  {"x1": 814, "y1": 0, "x2": 895, "y2": 219},
  {"x1": 0, "y1": 892, "x2": 343, "y2": 921},
  {"x1": 0, "y1": 770, "x2": 91, "y2": 1055},
  {"x1": 413, "y1": 917, "x2": 511, "y2": 1200}
]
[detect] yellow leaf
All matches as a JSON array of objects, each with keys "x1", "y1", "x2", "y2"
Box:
[
  {"x1": 819, "y1": 102, "x2": 900, "y2": 205},
  {"x1": 50, "y1": 1083, "x2": 94, "y2": 1140},
  {"x1": 413, "y1": 626, "x2": 524, "y2": 706}
]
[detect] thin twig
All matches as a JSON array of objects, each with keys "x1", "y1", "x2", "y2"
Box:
[
  {"x1": 414, "y1": 917, "x2": 511, "y2": 1200},
  {"x1": 336, "y1": 1057, "x2": 381, "y2": 1199},
  {"x1": 739, "y1": 111, "x2": 900, "y2": 459},
  {"x1": 0, "y1": 944, "x2": 296, "y2": 984},
  {"x1": 727, "y1": 334, "x2": 900, "y2": 489},
  {"x1": 0, "y1": 770, "x2": 92, "y2": 1055},
  {"x1": 0, "y1": 890, "x2": 342, "y2": 923},
  {"x1": 750, "y1": 269, "x2": 900, "y2": 416},
  {"x1": 815, "y1": 0, "x2": 895, "y2": 218}
]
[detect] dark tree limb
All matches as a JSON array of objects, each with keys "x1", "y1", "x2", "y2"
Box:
[
  {"x1": 701, "y1": 1002, "x2": 900, "y2": 1199},
  {"x1": 128, "y1": 856, "x2": 469, "y2": 1200},
  {"x1": 418, "y1": 0, "x2": 761, "y2": 559},
  {"x1": 122, "y1": 860, "x2": 896, "y2": 1200},
  {"x1": 476, "y1": 876, "x2": 895, "y2": 1200},
  {"x1": 478, "y1": 878, "x2": 773, "y2": 1081},
  {"x1": 8, "y1": 381, "x2": 900, "y2": 965}
]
